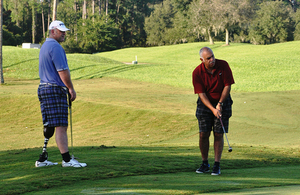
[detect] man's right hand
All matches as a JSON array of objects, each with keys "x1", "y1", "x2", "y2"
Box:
[
  {"x1": 68, "y1": 88, "x2": 76, "y2": 102},
  {"x1": 213, "y1": 108, "x2": 222, "y2": 119}
]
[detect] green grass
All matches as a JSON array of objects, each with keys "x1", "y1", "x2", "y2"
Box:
[
  {"x1": 1, "y1": 42, "x2": 300, "y2": 194},
  {"x1": 3, "y1": 42, "x2": 300, "y2": 91},
  {"x1": 94, "y1": 41, "x2": 300, "y2": 91},
  {"x1": 21, "y1": 166, "x2": 300, "y2": 194}
]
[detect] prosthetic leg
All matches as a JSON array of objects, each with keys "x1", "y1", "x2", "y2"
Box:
[
  {"x1": 38, "y1": 126, "x2": 54, "y2": 161},
  {"x1": 35, "y1": 126, "x2": 58, "y2": 167}
]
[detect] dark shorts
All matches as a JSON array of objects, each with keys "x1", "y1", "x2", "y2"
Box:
[
  {"x1": 196, "y1": 95, "x2": 233, "y2": 133},
  {"x1": 38, "y1": 84, "x2": 68, "y2": 127}
]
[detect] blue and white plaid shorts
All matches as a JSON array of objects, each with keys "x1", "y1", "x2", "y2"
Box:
[
  {"x1": 195, "y1": 95, "x2": 233, "y2": 133},
  {"x1": 38, "y1": 84, "x2": 68, "y2": 127}
]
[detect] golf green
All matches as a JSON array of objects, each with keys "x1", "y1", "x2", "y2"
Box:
[
  {"x1": 202, "y1": 185, "x2": 300, "y2": 194},
  {"x1": 23, "y1": 165, "x2": 300, "y2": 194}
]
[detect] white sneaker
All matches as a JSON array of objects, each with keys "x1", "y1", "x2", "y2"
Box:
[
  {"x1": 35, "y1": 160, "x2": 58, "y2": 167},
  {"x1": 62, "y1": 158, "x2": 87, "y2": 168}
]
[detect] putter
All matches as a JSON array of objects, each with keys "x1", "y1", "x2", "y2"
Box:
[
  {"x1": 68, "y1": 92, "x2": 74, "y2": 159},
  {"x1": 219, "y1": 117, "x2": 232, "y2": 152}
]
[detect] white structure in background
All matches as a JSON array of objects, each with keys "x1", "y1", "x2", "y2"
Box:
[
  {"x1": 22, "y1": 43, "x2": 41, "y2": 49},
  {"x1": 132, "y1": 56, "x2": 138, "y2": 64}
]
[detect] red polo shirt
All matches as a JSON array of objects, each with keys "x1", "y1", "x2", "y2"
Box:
[{"x1": 192, "y1": 59, "x2": 234, "y2": 103}]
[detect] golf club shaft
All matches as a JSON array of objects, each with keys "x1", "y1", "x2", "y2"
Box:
[
  {"x1": 219, "y1": 117, "x2": 231, "y2": 149},
  {"x1": 68, "y1": 92, "x2": 74, "y2": 158}
]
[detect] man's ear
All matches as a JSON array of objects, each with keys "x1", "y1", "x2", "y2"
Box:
[
  {"x1": 50, "y1": 29, "x2": 55, "y2": 35},
  {"x1": 200, "y1": 57, "x2": 204, "y2": 62}
]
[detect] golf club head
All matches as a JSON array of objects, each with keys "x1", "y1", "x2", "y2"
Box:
[{"x1": 228, "y1": 147, "x2": 232, "y2": 152}]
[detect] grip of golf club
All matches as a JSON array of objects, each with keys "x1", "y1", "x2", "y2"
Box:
[{"x1": 68, "y1": 91, "x2": 72, "y2": 107}]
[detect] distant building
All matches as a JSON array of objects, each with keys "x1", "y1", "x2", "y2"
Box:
[{"x1": 22, "y1": 43, "x2": 41, "y2": 49}]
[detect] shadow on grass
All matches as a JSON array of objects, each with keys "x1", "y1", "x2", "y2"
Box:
[
  {"x1": 4, "y1": 58, "x2": 39, "y2": 68},
  {"x1": 1, "y1": 145, "x2": 300, "y2": 195},
  {"x1": 72, "y1": 63, "x2": 165, "y2": 80}
]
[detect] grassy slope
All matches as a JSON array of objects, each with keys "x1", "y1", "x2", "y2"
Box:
[
  {"x1": 1, "y1": 42, "x2": 300, "y2": 194},
  {"x1": 5, "y1": 41, "x2": 300, "y2": 91},
  {"x1": 95, "y1": 41, "x2": 300, "y2": 91}
]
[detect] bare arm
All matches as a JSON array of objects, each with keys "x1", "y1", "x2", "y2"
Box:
[
  {"x1": 198, "y1": 93, "x2": 221, "y2": 119},
  {"x1": 215, "y1": 85, "x2": 231, "y2": 115},
  {"x1": 58, "y1": 69, "x2": 76, "y2": 101},
  {"x1": 219, "y1": 85, "x2": 231, "y2": 103},
  {"x1": 198, "y1": 85, "x2": 231, "y2": 119}
]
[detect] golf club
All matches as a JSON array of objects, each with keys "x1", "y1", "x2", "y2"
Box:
[
  {"x1": 219, "y1": 117, "x2": 232, "y2": 152},
  {"x1": 68, "y1": 92, "x2": 74, "y2": 159}
]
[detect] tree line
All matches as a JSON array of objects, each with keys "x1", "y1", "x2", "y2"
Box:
[
  {"x1": 2, "y1": 0, "x2": 300, "y2": 53},
  {"x1": 146, "y1": 0, "x2": 300, "y2": 45}
]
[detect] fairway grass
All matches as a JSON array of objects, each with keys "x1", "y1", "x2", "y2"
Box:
[
  {"x1": 2, "y1": 78, "x2": 300, "y2": 150},
  {"x1": 1, "y1": 78, "x2": 300, "y2": 195},
  {"x1": 95, "y1": 41, "x2": 300, "y2": 91},
  {"x1": 1, "y1": 42, "x2": 300, "y2": 194},
  {"x1": 3, "y1": 42, "x2": 300, "y2": 91}
]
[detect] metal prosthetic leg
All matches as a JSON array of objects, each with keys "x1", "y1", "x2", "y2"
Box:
[{"x1": 37, "y1": 126, "x2": 55, "y2": 162}]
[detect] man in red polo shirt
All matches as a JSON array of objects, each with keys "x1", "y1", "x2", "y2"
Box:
[{"x1": 192, "y1": 47, "x2": 234, "y2": 175}]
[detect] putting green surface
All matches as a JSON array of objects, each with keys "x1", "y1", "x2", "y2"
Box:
[
  {"x1": 79, "y1": 185, "x2": 300, "y2": 195},
  {"x1": 202, "y1": 185, "x2": 300, "y2": 194},
  {"x1": 23, "y1": 165, "x2": 300, "y2": 195}
]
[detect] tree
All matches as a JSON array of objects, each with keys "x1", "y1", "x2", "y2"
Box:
[
  {"x1": 293, "y1": 7, "x2": 300, "y2": 40},
  {"x1": 9, "y1": 0, "x2": 22, "y2": 27},
  {"x1": 40, "y1": 0, "x2": 45, "y2": 38},
  {"x1": 113, "y1": 0, "x2": 153, "y2": 47},
  {"x1": 30, "y1": 0, "x2": 37, "y2": 43},
  {"x1": 188, "y1": 0, "x2": 219, "y2": 44},
  {"x1": 168, "y1": 0, "x2": 195, "y2": 43},
  {"x1": 106, "y1": 0, "x2": 108, "y2": 16},
  {"x1": 215, "y1": 0, "x2": 256, "y2": 45},
  {"x1": 62, "y1": 16, "x2": 119, "y2": 53},
  {"x1": 53, "y1": 0, "x2": 57, "y2": 20},
  {"x1": 145, "y1": 0, "x2": 175, "y2": 45},
  {"x1": 249, "y1": 1, "x2": 293, "y2": 44},
  {"x1": 0, "y1": 0, "x2": 4, "y2": 84},
  {"x1": 0, "y1": 0, "x2": 159, "y2": 51},
  {"x1": 82, "y1": 0, "x2": 87, "y2": 20},
  {"x1": 285, "y1": 0, "x2": 298, "y2": 11},
  {"x1": 92, "y1": 0, "x2": 95, "y2": 22},
  {"x1": 172, "y1": 0, "x2": 193, "y2": 13}
]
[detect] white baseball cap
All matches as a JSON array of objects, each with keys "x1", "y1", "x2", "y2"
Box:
[{"x1": 49, "y1": 20, "x2": 70, "y2": 31}]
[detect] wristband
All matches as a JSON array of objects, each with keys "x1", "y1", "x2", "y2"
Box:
[{"x1": 218, "y1": 102, "x2": 223, "y2": 106}]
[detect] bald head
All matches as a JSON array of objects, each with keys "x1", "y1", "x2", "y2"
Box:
[
  {"x1": 199, "y1": 47, "x2": 215, "y2": 71},
  {"x1": 199, "y1": 47, "x2": 213, "y2": 60}
]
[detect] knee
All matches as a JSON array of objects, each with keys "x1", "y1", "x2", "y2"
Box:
[
  {"x1": 200, "y1": 132, "x2": 211, "y2": 140},
  {"x1": 214, "y1": 132, "x2": 223, "y2": 140},
  {"x1": 44, "y1": 126, "x2": 55, "y2": 139}
]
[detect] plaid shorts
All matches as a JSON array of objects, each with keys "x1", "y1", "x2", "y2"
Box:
[
  {"x1": 38, "y1": 84, "x2": 69, "y2": 127},
  {"x1": 195, "y1": 95, "x2": 233, "y2": 133}
]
